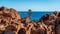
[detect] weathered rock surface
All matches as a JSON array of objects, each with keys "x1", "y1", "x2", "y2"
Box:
[
  {"x1": 0, "y1": 7, "x2": 60, "y2": 34},
  {"x1": 0, "y1": 7, "x2": 21, "y2": 34}
]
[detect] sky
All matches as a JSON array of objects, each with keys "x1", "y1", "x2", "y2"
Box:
[{"x1": 0, "y1": 0, "x2": 60, "y2": 11}]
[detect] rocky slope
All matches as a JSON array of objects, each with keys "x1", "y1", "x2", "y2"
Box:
[{"x1": 0, "y1": 7, "x2": 60, "y2": 34}]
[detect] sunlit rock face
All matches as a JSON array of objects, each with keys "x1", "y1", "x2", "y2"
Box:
[
  {"x1": 0, "y1": 7, "x2": 21, "y2": 34},
  {"x1": 38, "y1": 11, "x2": 59, "y2": 34},
  {"x1": 0, "y1": 7, "x2": 60, "y2": 34}
]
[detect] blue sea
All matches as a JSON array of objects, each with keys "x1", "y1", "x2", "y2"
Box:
[{"x1": 18, "y1": 11, "x2": 52, "y2": 20}]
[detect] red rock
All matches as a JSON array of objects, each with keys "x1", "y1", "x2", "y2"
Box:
[{"x1": 0, "y1": 7, "x2": 60, "y2": 34}]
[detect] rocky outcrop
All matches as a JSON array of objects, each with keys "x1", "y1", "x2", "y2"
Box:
[
  {"x1": 39, "y1": 11, "x2": 59, "y2": 34},
  {"x1": 0, "y1": 7, "x2": 21, "y2": 34},
  {"x1": 0, "y1": 7, "x2": 60, "y2": 34}
]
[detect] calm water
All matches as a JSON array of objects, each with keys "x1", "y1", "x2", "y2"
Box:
[{"x1": 18, "y1": 11, "x2": 52, "y2": 20}]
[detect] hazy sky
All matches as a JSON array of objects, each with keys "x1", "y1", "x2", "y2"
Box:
[{"x1": 0, "y1": 0, "x2": 60, "y2": 11}]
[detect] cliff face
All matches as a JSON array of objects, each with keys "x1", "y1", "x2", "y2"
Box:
[{"x1": 0, "y1": 7, "x2": 60, "y2": 34}]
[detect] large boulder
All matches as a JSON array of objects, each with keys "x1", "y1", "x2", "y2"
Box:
[{"x1": 0, "y1": 7, "x2": 21, "y2": 34}]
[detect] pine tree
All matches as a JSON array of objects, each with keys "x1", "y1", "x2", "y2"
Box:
[{"x1": 28, "y1": 9, "x2": 32, "y2": 19}]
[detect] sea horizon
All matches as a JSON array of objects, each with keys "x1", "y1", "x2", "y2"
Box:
[
  {"x1": 18, "y1": 11, "x2": 57, "y2": 12},
  {"x1": 18, "y1": 11, "x2": 52, "y2": 20}
]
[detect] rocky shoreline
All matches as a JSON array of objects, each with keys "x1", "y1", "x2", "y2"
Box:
[{"x1": 0, "y1": 7, "x2": 60, "y2": 34}]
